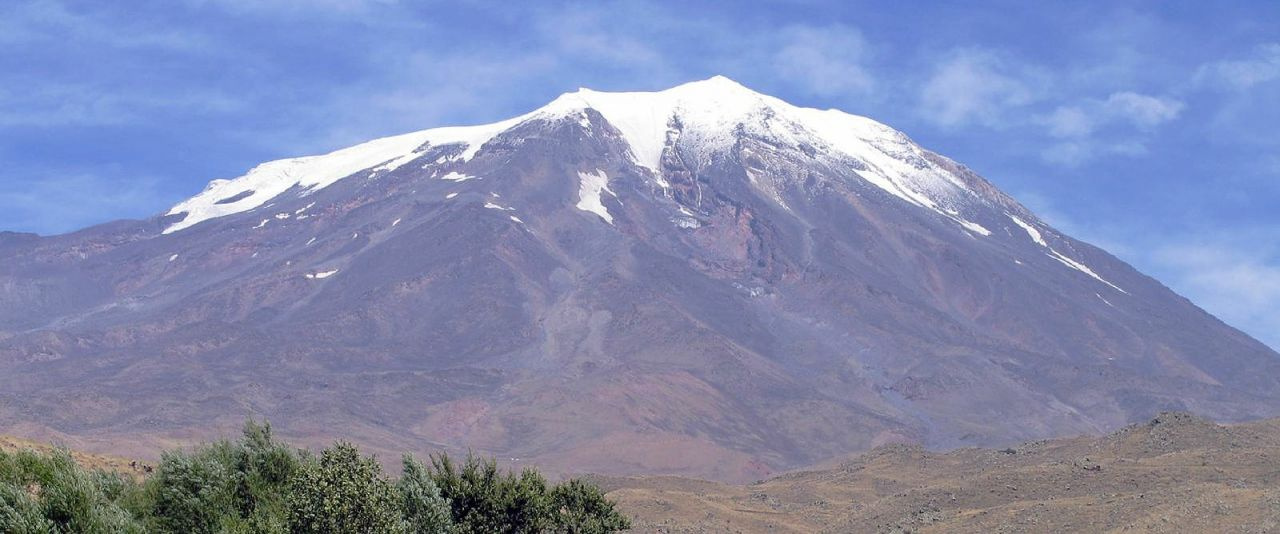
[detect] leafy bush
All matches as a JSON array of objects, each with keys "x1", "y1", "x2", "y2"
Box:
[
  {"x1": 548, "y1": 479, "x2": 631, "y2": 533},
  {"x1": 0, "y1": 421, "x2": 630, "y2": 533},
  {"x1": 0, "y1": 447, "x2": 144, "y2": 533},
  {"x1": 149, "y1": 420, "x2": 300, "y2": 533},
  {"x1": 427, "y1": 452, "x2": 630, "y2": 533},
  {"x1": 398, "y1": 455, "x2": 453, "y2": 533},
  {"x1": 286, "y1": 442, "x2": 406, "y2": 533}
]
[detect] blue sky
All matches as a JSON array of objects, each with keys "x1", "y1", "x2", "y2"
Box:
[{"x1": 1, "y1": 0, "x2": 1278, "y2": 349}]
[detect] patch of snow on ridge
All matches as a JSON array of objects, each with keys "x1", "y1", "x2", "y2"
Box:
[
  {"x1": 1006, "y1": 211, "x2": 1125, "y2": 293},
  {"x1": 1009, "y1": 215, "x2": 1048, "y2": 246},
  {"x1": 164, "y1": 105, "x2": 550, "y2": 233},
  {"x1": 305, "y1": 269, "x2": 339, "y2": 279},
  {"x1": 575, "y1": 170, "x2": 615, "y2": 224},
  {"x1": 956, "y1": 219, "x2": 991, "y2": 236},
  {"x1": 1048, "y1": 249, "x2": 1127, "y2": 294},
  {"x1": 440, "y1": 172, "x2": 476, "y2": 182}
]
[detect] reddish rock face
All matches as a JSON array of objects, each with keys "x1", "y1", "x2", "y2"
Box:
[{"x1": 0, "y1": 79, "x2": 1277, "y2": 482}]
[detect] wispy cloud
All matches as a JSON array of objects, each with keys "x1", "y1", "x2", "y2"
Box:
[
  {"x1": 912, "y1": 42, "x2": 1185, "y2": 168},
  {"x1": 1038, "y1": 91, "x2": 1183, "y2": 165},
  {"x1": 1102, "y1": 92, "x2": 1184, "y2": 129},
  {"x1": 1153, "y1": 236, "x2": 1280, "y2": 351},
  {"x1": 1038, "y1": 140, "x2": 1149, "y2": 167},
  {"x1": 186, "y1": 0, "x2": 401, "y2": 16},
  {"x1": 917, "y1": 48, "x2": 1044, "y2": 128},
  {"x1": 0, "y1": 83, "x2": 245, "y2": 127},
  {"x1": 532, "y1": 7, "x2": 671, "y2": 77},
  {"x1": 1195, "y1": 43, "x2": 1280, "y2": 91},
  {"x1": 772, "y1": 25, "x2": 875, "y2": 98},
  {"x1": 0, "y1": 0, "x2": 212, "y2": 51}
]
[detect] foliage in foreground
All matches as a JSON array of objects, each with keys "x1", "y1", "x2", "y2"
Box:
[
  {"x1": 0, "y1": 447, "x2": 144, "y2": 533},
  {"x1": 0, "y1": 421, "x2": 629, "y2": 533}
]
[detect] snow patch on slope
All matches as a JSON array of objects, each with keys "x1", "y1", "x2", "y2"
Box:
[
  {"x1": 1009, "y1": 215, "x2": 1048, "y2": 246},
  {"x1": 440, "y1": 172, "x2": 476, "y2": 182},
  {"x1": 1007, "y1": 213, "x2": 1123, "y2": 292},
  {"x1": 1048, "y1": 249, "x2": 1127, "y2": 294},
  {"x1": 575, "y1": 170, "x2": 615, "y2": 224},
  {"x1": 305, "y1": 269, "x2": 339, "y2": 280},
  {"x1": 956, "y1": 219, "x2": 991, "y2": 236}
]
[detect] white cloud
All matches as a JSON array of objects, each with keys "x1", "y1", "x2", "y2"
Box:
[
  {"x1": 1154, "y1": 240, "x2": 1280, "y2": 351},
  {"x1": 229, "y1": 48, "x2": 559, "y2": 156},
  {"x1": 772, "y1": 25, "x2": 875, "y2": 97},
  {"x1": 187, "y1": 0, "x2": 399, "y2": 15},
  {"x1": 1037, "y1": 91, "x2": 1181, "y2": 166},
  {"x1": 1103, "y1": 92, "x2": 1183, "y2": 129},
  {"x1": 918, "y1": 48, "x2": 1042, "y2": 128},
  {"x1": 533, "y1": 9, "x2": 668, "y2": 74},
  {"x1": 1043, "y1": 91, "x2": 1182, "y2": 139},
  {"x1": 1040, "y1": 139, "x2": 1147, "y2": 166},
  {"x1": 0, "y1": 0, "x2": 212, "y2": 51},
  {"x1": 1044, "y1": 106, "x2": 1094, "y2": 138},
  {"x1": 1195, "y1": 43, "x2": 1280, "y2": 90},
  {"x1": 0, "y1": 84, "x2": 244, "y2": 127}
]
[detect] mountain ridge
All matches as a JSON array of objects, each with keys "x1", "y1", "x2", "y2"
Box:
[{"x1": 0, "y1": 76, "x2": 1276, "y2": 483}]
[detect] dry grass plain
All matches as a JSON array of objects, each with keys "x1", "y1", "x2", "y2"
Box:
[{"x1": 598, "y1": 413, "x2": 1280, "y2": 533}]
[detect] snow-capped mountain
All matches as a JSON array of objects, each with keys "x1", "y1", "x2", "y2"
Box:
[{"x1": 1, "y1": 77, "x2": 1276, "y2": 482}]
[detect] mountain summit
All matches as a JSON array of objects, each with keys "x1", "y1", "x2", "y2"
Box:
[{"x1": 2, "y1": 77, "x2": 1277, "y2": 481}]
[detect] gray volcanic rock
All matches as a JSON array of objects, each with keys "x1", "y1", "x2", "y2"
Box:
[{"x1": 0, "y1": 77, "x2": 1276, "y2": 482}]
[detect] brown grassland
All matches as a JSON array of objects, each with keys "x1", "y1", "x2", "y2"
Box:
[{"x1": 596, "y1": 413, "x2": 1280, "y2": 533}]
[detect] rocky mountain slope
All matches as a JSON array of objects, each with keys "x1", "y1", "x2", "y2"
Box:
[{"x1": 1, "y1": 77, "x2": 1277, "y2": 482}]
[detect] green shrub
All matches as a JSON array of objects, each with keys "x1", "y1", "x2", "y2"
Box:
[
  {"x1": 148, "y1": 419, "x2": 301, "y2": 533},
  {"x1": 398, "y1": 455, "x2": 453, "y2": 533},
  {"x1": 548, "y1": 479, "x2": 631, "y2": 533},
  {"x1": 0, "y1": 447, "x2": 144, "y2": 533},
  {"x1": 0, "y1": 421, "x2": 630, "y2": 533},
  {"x1": 151, "y1": 449, "x2": 234, "y2": 533},
  {"x1": 429, "y1": 452, "x2": 549, "y2": 533},
  {"x1": 286, "y1": 442, "x2": 406, "y2": 533},
  {"x1": 426, "y1": 452, "x2": 629, "y2": 533},
  {"x1": 0, "y1": 482, "x2": 57, "y2": 534}
]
